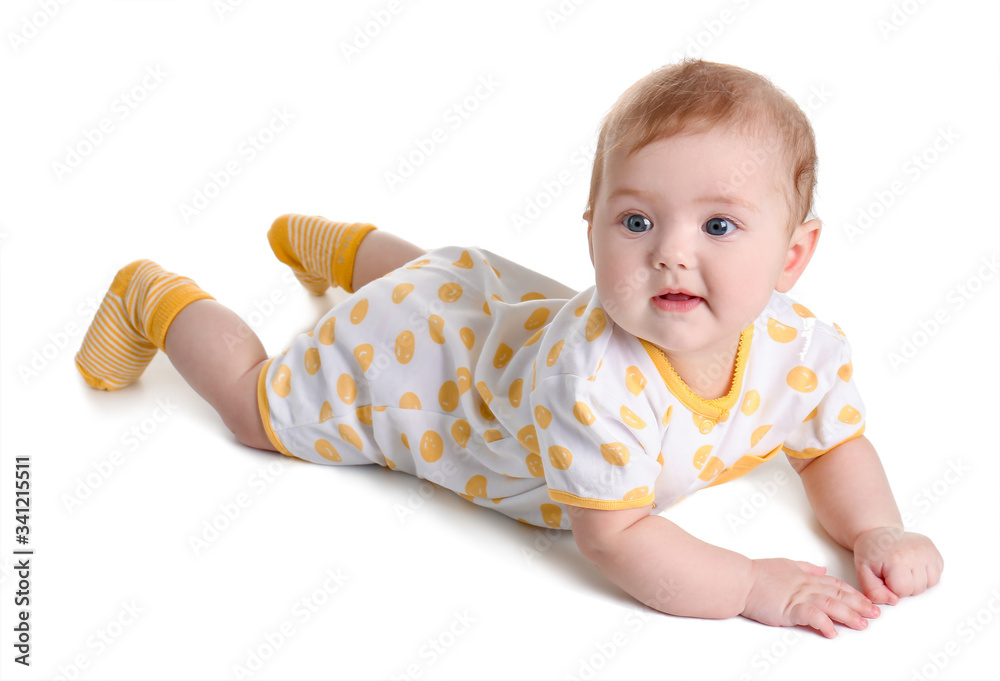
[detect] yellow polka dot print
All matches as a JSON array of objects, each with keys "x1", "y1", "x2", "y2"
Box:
[
  {"x1": 601, "y1": 442, "x2": 629, "y2": 466},
  {"x1": 272, "y1": 364, "x2": 291, "y2": 398},
  {"x1": 452, "y1": 250, "x2": 474, "y2": 269},
  {"x1": 392, "y1": 282, "x2": 414, "y2": 303},
  {"x1": 350, "y1": 299, "x2": 368, "y2": 324},
  {"x1": 586, "y1": 308, "x2": 607, "y2": 341},
  {"x1": 419, "y1": 430, "x2": 443, "y2": 462},
  {"x1": 767, "y1": 318, "x2": 797, "y2": 343},
  {"x1": 304, "y1": 347, "x2": 321, "y2": 375},
  {"x1": 517, "y1": 425, "x2": 539, "y2": 454},
  {"x1": 338, "y1": 424, "x2": 363, "y2": 451},
  {"x1": 787, "y1": 366, "x2": 818, "y2": 392},
  {"x1": 395, "y1": 330, "x2": 415, "y2": 364},
  {"x1": 451, "y1": 420, "x2": 471, "y2": 447},
  {"x1": 314, "y1": 438, "x2": 341, "y2": 462},
  {"x1": 353, "y1": 344, "x2": 374, "y2": 372},
  {"x1": 508, "y1": 379, "x2": 524, "y2": 408},
  {"x1": 318, "y1": 317, "x2": 336, "y2": 345},
  {"x1": 741, "y1": 389, "x2": 760, "y2": 416},
  {"x1": 625, "y1": 366, "x2": 646, "y2": 396},
  {"x1": 540, "y1": 503, "x2": 562, "y2": 528},
  {"x1": 548, "y1": 446, "x2": 573, "y2": 470},
  {"x1": 546, "y1": 340, "x2": 564, "y2": 367},
  {"x1": 525, "y1": 308, "x2": 549, "y2": 330},
  {"x1": 336, "y1": 374, "x2": 356, "y2": 404},
  {"x1": 438, "y1": 381, "x2": 460, "y2": 412},
  {"x1": 619, "y1": 405, "x2": 646, "y2": 429},
  {"x1": 573, "y1": 401, "x2": 596, "y2": 426},
  {"x1": 428, "y1": 315, "x2": 446, "y2": 344},
  {"x1": 438, "y1": 282, "x2": 463, "y2": 303}
]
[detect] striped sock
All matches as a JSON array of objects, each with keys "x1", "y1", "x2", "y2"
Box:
[
  {"x1": 75, "y1": 259, "x2": 214, "y2": 390},
  {"x1": 268, "y1": 214, "x2": 377, "y2": 294}
]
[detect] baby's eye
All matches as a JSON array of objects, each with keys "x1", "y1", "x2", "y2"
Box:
[
  {"x1": 624, "y1": 214, "x2": 652, "y2": 233},
  {"x1": 704, "y1": 217, "x2": 737, "y2": 236}
]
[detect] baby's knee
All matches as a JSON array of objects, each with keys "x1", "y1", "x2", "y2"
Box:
[
  {"x1": 222, "y1": 367, "x2": 276, "y2": 452},
  {"x1": 227, "y1": 409, "x2": 274, "y2": 452}
]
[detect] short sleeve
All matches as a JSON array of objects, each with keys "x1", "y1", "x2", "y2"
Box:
[
  {"x1": 782, "y1": 335, "x2": 866, "y2": 459},
  {"x1": 530, "y1": 375, "x2": 662, "y2": 510}
]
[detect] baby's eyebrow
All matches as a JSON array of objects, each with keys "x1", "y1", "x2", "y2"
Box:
[
  {"x1": 694, "y1": 194, "x2": 759, "y2": 214},
  {"x1": 606, "y1": 186, "x2": 659, "y2": 203}
]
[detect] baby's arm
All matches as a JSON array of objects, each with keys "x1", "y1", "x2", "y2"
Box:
[
  {"x1": 790, "y1": 435, "x2": 944, "y2": 604},
  {"x1": 570, "y1": 505, "x2": 876, "y2": 637}
]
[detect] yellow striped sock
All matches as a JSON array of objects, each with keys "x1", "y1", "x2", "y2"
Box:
[
  {"x1": 268, "y1": 214, "x2": 377, "y2": 294},
  {"x1": 75, "y1": 260, "x2": 214, "y2": 390}
]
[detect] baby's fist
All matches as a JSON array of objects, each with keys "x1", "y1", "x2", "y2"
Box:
[{"x1": 853, "y1": 527, "x2": 943, "y2": 604}]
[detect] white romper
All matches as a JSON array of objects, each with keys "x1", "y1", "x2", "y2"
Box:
[{"x1": 258, "y1": 246, "x2": 866, "y2": 529}]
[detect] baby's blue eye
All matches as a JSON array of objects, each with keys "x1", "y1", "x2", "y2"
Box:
[
  {"x1": 704, "y1": 217, "x2": 736, "y2": 236},
  {"x1": 625, "y1": 214, "x2": 652, "y2": 233}
]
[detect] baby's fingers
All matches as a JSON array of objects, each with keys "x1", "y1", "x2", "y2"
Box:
[
  {"x1": 792, "y1": 560, "x2": 827, "y2": 576},
  {"x1": 857, "y1": 563, "x2": 899, "y2": 605},
  {"x1": 792, "y1": 578, "x2": 878, "y2": 638}
]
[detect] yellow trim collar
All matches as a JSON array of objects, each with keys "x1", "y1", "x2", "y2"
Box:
[{"x1": 639, "y1": 325, "x2": 754, "y2": 424}]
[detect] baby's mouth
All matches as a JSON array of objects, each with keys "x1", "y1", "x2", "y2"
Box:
[{"x1": 652, "y1": 289, "x2": 703, "y2": 312}]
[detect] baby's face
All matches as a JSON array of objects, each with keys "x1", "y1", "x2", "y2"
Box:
[{"x1": 588, "y1": 126, "x2": 812, "y2": 368}]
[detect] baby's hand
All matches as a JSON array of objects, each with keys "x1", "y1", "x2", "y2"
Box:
[
  {"x1": 853, "y1": 527, "x2": 943, "y2": 605},
  {"x1": 741, "y1": 558, "x2": 879, "y2": 638}
]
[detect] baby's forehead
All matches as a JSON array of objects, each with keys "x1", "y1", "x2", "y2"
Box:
[{"x1": 611, "y1": 127, "x2": 795, "y2": 196}]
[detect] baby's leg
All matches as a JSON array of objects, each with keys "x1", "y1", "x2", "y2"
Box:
[
  {"x1": 268, "y1": 214, "x2": 426, "y2": 294},
  {"x1": 351, "y1": 230, "x2": 426, "y2": 290},
  {"x1": 76, "y1": 260, "x2": 275, "y2": 451},
  {"x1": 163, "y1": 300, "x2": 273, "y2": 450}
]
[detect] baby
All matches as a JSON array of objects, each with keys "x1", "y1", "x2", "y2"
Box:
[{"x1": 75, "y1": 60, "x2": 942, "y2": 637}]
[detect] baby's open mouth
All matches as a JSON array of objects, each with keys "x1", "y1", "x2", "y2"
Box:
[{"x1": 653, "y1": 290, "x2": 703, "y2": 312}]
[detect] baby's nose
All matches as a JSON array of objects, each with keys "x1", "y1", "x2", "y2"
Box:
[{"x1": 651, "y1": 227, "x2": 696, "y2": 269}]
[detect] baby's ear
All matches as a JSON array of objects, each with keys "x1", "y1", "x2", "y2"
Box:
[
  {"x1": 586, "y1": 220, "x2": 596, "y2": 268},
  {"x1": 775, "y1": 218, "x2": 821, "y2": 292}
]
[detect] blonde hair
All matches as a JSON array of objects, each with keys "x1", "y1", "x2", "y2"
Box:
[{"x1": 583, "y1": 60, "x2": 817, "y2": 227}]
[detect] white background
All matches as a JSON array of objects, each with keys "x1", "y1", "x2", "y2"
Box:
[{"x1": 2, "y1": 1, "x2": 998, "y2": 680}]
